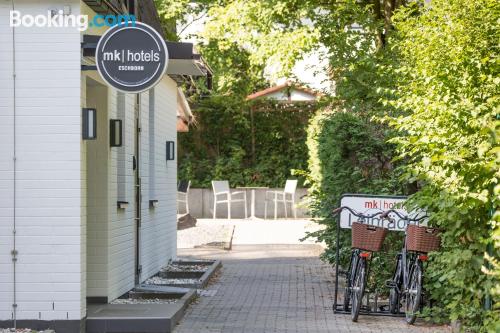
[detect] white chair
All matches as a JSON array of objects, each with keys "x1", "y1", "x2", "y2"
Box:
[
  {"x1": 265, "y1": 180, "x2": 298, "y2": 219},
  {"x1": 212, "y1": 181, "x2": 247, "y2": 219},
  {"x1": 177, "y1": 180, "x2": 191, "y2": 214}
]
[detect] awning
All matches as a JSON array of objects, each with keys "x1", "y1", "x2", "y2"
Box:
[{"x1": 81, "y1": 35, "x2": 212, "y2": 77}]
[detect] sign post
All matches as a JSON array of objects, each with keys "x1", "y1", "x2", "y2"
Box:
[{"x1": 95, "y1": 22, "x2": 168, "y2": 93}]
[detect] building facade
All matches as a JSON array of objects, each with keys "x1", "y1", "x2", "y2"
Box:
[{"x1": 0, "y1": 0, "x2": 206, "y2": 331}]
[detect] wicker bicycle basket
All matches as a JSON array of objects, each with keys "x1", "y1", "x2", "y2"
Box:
[
  {"x1": 351, "y1": 222, "x2": 388, "y2": 252},
  {"x1": 406, "y1": 224, "x2": 441, "y2": 253}
]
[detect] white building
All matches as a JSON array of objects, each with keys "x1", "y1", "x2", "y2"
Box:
[
  {"x1": 0, "y1": 0, "x2": 209, "y2": 331},
  {"x1": 246, "y1": 81, "x2": 321, "y2": 102}
]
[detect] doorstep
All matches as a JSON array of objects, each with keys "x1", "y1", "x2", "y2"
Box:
[
  {"x1": 86, "y1": 289, "x2": 196, "y2": 333},
  {"x1": 141, "y1": 259, "x2": 222, "y2": 289}
]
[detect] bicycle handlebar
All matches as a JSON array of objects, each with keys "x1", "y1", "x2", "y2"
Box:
[
  {"x1": 332, "y1": 206, "x2": 385, "y2": 219},
  {"x1": 379, "y1": 209, "x2": 428, "y2": 222},
  {"x1": 333, "y1": 207, "x2": 428, "y2": 222}
]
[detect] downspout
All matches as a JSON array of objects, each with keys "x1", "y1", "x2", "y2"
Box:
[{"x1": 11, "y1": 0, "x2": 18, "y2": 329}]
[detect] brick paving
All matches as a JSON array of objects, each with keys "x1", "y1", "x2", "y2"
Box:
[{"x1": 174, "y1": 245, "x2": 450, "y2": 333}]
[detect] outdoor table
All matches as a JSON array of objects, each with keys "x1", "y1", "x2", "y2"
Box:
[{"x1": 236, "y1": 186, "x2": 269, "y2": 219}]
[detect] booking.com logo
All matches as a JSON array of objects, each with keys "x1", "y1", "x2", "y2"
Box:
[{"x1": 10, "y1": 10, "x2": 136, "y2": 31}]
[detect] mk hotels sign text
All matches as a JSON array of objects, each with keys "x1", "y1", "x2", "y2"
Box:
[{"x1": 96, "y1": 22, "x2": 168, "y2": 93}]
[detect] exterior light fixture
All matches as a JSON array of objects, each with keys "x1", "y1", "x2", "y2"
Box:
[
  {"x1": 166, "y1": 141, "x2": 175, "y2": 161},
  {"x1": 110, "y1": 119, "x2": 123, "y2": 147},
  {"x1": 82, "y1": 108, "x2": 97, "y2": 140},
  {"x1": 117, "y1": 201, "x2": 129, "y2": 209},
  {"x1": 149, "y1": 200, "x2": 159, "y2": 208}
]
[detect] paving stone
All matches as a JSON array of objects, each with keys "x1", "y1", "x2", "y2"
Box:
[
  {"x1": 0, "y1": 330, "x2": 55, "y2": 333},
  {"x1": 174, "y1": 245, "x2": 450, "y2": 333}
]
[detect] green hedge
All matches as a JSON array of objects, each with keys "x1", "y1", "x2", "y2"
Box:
[
  {"x1": 385, "y1": 1, "x2": 500, "y2": 329},
  {"x1": 302, "y1": 108, "x2": 407, "y2": 291},
  {"x1": 178, "y1": 97, "x2": 316, "y2": 188}
]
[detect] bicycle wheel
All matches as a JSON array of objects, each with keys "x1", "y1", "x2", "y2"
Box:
[
  {"x1": 351, "y1": 257, "x2": 366, "y2": 322},
  {"x1": 389, "y1": 255, "x2": 402, "y2": 314},
  {"x1": 405, "y1": 261, "x2": 422, "y2": 324},
  {"x1": 343, "y1": 252, "x2": 358, "y2": 311}
]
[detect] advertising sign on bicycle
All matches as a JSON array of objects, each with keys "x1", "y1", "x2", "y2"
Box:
[{"x1": 339, "y1": 194, "x2": 426, "y2": 231}]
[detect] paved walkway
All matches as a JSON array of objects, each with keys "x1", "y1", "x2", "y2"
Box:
[
  {"x1": 174, "y1": 245, "x2": 450, "y2": 333},
  {"x1": 177, "y1": 219, "x2": 325, "y2": 249}
]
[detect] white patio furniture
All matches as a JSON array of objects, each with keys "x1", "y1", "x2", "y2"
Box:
[
  {"x1": 236, "y1": 186, "x2": 269, "y2": 219},
  {"x1": 212, "y1": 180, "x2": 248, "y2": 219},
  {"x1": 265, "y1": 180, "x2": 298, "y2": 219},
  {"x1": 177, "y1": 180, "x2": 191, "y2": 214}
]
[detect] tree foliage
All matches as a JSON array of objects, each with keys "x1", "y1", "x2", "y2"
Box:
[
  {"x1": 201, "y1": 0, "x2": 319, "y2": 80},
  {"x1": 385, "y1": 1, "x2": 500, "y2": 329},
  {"x1": 154, "y1": 0, "x2": 212, "y2": 41}
]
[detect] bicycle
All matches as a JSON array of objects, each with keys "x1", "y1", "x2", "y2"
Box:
[
  {"x1": 381, "y1": 209, "x2": 440, "y2": 324},
  {"x1": 332, "y1": 206, "x2": 388, "y2": 322}
]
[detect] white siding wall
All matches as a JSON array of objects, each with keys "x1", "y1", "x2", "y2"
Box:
[
  {"x1": 80, "y1": 1, "x2": 137, "y2": 304},
  {"x1": 107, "y1": 91, "x2": 136, "y2": 301},
  {"x1": 139, "y1": 77, "x2": 178, "y2": 281},
  {"x1": 290, "y1": 89, "x2": 316, "y2": 101},
  {"x1": 0, "y1": 1, "x2": 179, "y2": 321},
  {"x1": 83, "y1": 76, "x2": 179, "y2": 302},
  {"x1": 80, "y1": 5, "x2": 107, "y2": 314},
  {"x1": 85, "y1": 81, "x2": 109, "y2": 299},
  {"x1": 0, "y1": 0, "x2": 82, "y2": 321},
  {"x1": 80, "y1": 76, "x2": 87, "y2": 319},
  {"x1": 0, "y1": 0, "x2": 15, "y2": 321},
  {"x1": 107, "y1": 77, "x2": 179, "y2": 300},
  {"x1": 266, "y1": 90, "x2": 289, "y2": 100}
]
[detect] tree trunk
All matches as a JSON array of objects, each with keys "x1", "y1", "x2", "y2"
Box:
[
  {"x1": 384, "y1": 0, "x2": 395, "y2": 33},
  {"x1": 373, "y1": 0, "x2": 385, "y2": 49},
  {"x1": 250, "y1": 106, "x2": 256, "y2": 164}
]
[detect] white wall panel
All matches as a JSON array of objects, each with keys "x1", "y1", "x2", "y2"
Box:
[{"x1": 0, "y1": 0, "x2": 82, "y2": 322}]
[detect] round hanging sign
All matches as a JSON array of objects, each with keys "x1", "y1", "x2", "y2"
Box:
[{"x1": 95, "y1": 22, "x2": 168, "y2": 93}]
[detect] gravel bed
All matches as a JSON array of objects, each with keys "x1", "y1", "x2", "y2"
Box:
[
  {"x1": 161, "y1": 263, "x2": 208, "y2": 272},
  {"x1": 110, "y1": 298, "x2": 178, "y2": 305},
  {"x1": 0, "y1": 328, "x2": 56, "y2": 333},
  {"x1": 177, "y1": 223, "x2": 234, "y2": 248},
  {"x1": 145, "y1": 276, "x2": 199, "y2": 286}
]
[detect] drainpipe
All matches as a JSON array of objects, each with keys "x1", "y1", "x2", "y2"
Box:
[{"x1": 11, "y1": 0, "x2": 18, "y2": 329}]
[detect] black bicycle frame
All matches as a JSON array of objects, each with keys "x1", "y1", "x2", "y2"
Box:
[
  {"x1": 345, "y1": 249, "x2": 361, "y2": 297},
  {"x1": 392, "y1": 218, "x2": 421, "y2": 311},
  {"x1": 333, "y1": 208, "x2": 384, "y2": 315},
  {"x1": 347, "y1": 249, "x2": 360, "y2": 281}
]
